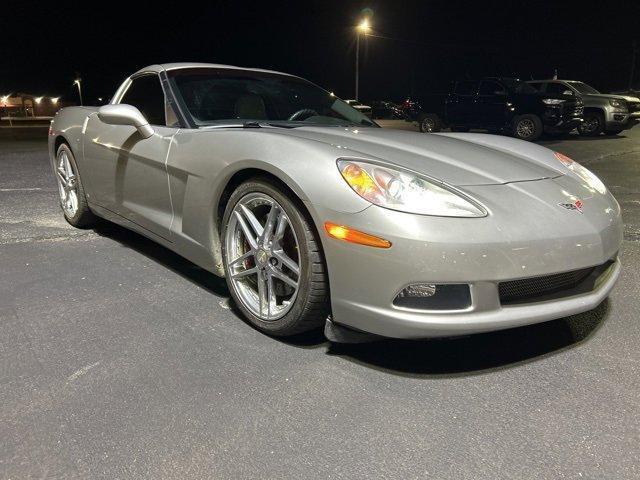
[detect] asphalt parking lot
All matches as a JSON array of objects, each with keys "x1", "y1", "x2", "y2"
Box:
[{"x1": 1, "y1": 128, "x2": 639, "y2": 479}]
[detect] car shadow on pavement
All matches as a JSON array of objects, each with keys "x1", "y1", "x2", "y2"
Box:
[
  {"x1": 93, "y1": 220, "x2": 229, "y2": 297},
  {"x1": 327, "y1": 300, "x2": 610, "y2": 377}
]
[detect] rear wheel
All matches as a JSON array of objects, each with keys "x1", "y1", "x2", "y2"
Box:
[
  {"x1": 512, "y1": 114, "x2": 543, "y2": 141},
  {"x1": 221, "y1": 179, "x2": 330, "y2": 336},
  {"x1": 578, "y1": 112, "x2": 605, "y2": 136},
  {"x1": 418, "y1": 113, "x2": 442, "y2": 133},
  {"x1": 54, "y1": 143, "x2": 96, "y2": 228}
]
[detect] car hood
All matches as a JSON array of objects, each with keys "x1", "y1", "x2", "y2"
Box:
[
  {"x1": 583, "y1": 93, "x2": 640, "y2": 102},
  {"x1": 281, "y1": 127, "x2": 566, "y2": 186}
]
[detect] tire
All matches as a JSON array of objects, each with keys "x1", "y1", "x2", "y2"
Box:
[
  {"x1": 450, "y1": 125, "x2": 470, "y2": 132},
  {"x1": 418, "y1": 113, "x2": 442, "y2": 133},
  {"x1": 54, "y1": 143, "x2": 97, "y2": 228},
  {"x1": 578, "y1": 111, "x2": 605, "y2": 136},
  {"x1": 604, "y1": 129, "x2": 623, "y2": 136},
  {"x1": 511, "y1": 114, "x2": 543, "y2": 141},
  {"x1": 221, "y1": 178, "x2": 330, "y2": 336}
]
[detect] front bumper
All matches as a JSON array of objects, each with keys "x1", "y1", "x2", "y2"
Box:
[
  {"x1": 312, "y1": 178, "x2": 623, "y2": 339},
  {"x1": 604, "y1": 110, "x2": 640, "y2": 130},
  {"x1": 553, "y1": 117, "x2": 584, "y2": 131},
  {"x1": 331, "y1": 259, "x2": 619, "y2": 338},
  {"x1": 543, "y1": 103, "x2": 584, "y2": 131}
]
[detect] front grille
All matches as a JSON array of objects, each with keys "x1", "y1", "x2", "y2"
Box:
[
  {"x1": 499, "y1": 266, "x2": 597, "y2": 305},
  {"x1": 564, "y1": 98, "x2": 583, "y2": 117}
]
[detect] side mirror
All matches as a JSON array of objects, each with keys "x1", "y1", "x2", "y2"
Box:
[
  {"x1": 97, "y1": 104, "x2": 154, "y2": 138},
  {"x1": 562, "y1": 89, "x2": 574, "y2": 96}
]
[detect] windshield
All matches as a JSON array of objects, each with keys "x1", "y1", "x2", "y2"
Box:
[
  {"x1": 168, "y1": 68, "x2": 376, "y2": 128},
  {"x1": 568, "y1": 81, "x2": 600, "y2": 95},
  {"x1": 498, "y1": 78, "x2": 538, "y2": 94}
]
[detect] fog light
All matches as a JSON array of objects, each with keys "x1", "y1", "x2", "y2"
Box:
[
  {"x1": 394, "y1": 283, "x2": 471, "y2": 310},
  {"x1": 397, "y1": 284, "x2": 437, "y2": 298}
]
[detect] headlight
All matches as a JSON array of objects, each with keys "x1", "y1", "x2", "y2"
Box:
[
  {"x1": 542, "y1": 98, "x2": 565, "y2": 105},
  {"x1": 609, "y1": 98, "x2": 627, "y2": 109},
  {"x1": 337, "y1": 159, "x2": 486, "y2": 217},
  {"x1": 554, "y1": 152, "x2": 606, "y2": 195}
]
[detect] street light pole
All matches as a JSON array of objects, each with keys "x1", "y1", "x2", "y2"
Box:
[
  {"x1": 74, "y1": 79, "x2": 83, "y2": 106},
  {"x1": 355, "y1": 19, "x2": 371, "y2": 101},
  {"x1": 355, "y1": 32, "x2": 360, "y2": 101},
  {"x1": 629, "y1": 40, "x2": 638, "y2": 91}
]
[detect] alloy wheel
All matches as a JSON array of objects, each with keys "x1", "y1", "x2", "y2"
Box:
[
  {"x1": 421, "y1": 117, "x2": 435, "y2": 132},
  {"x1": 225, "y1": 193, "x2": 301, "y2": 321},
  {"x1": 516, "y1": 118, "x2": 535, "y2": 139},
  {"x1": 55, "y1": 150, "x2": 79, "y2": 217},
  {"x1": 582, "y1": 116, "x2": 600, "y2": 134}
]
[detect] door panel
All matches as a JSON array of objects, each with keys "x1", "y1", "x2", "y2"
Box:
[
  {"x1": 82, "y1": 116, "x2": 176, "y2": 240},
  {"x1": 446, "y1": 81, "x2": 478, "y2": 125},
  {"x1": 476, "y1": 81, "x2": 509, "y2": 127}
]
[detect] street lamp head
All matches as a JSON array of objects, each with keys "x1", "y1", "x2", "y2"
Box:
[
  {"x1": 74, "y1": 79, "x2": 81, "y2": 85},
  {"x1": 357, "y1": 18, "x2": 371, "y2": 34}
]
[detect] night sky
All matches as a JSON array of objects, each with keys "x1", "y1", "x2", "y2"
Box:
[{"x1": 3, "y1": 0, "x2": 639, "y2": 104}]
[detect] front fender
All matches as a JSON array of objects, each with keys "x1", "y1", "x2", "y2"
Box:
[{"x1": 165, "y1": 128, "x2": 370, "y2": 275}]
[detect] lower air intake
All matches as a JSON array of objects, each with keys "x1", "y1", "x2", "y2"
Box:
[{"x1": 498, "y1": 265, "x2": 601, "y2": 305}]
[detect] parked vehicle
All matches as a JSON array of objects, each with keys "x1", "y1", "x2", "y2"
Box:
[
  {"x1": 369, "y1": 100, "x2": 407, "y2": 120},
  {"x1": 404, "y1": 78, "x2": 584, "y2": 141},
  {"x1": 528, "y1": 80, "x2": 640, "y2": 136},
  {"x1": 48, "y1": 63, "x2": 621, "y2": 342},
  {"x1": 344, "y1": 99, "x2": 372, "y2": 117},
  {"x1": 402, "y1": 95, "x2": 447, "y2": 133}
]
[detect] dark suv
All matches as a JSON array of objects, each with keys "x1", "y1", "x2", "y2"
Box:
[
  {"x1": 405, "y1": 77, "x2": 584, "y2": 141},
  {"x1": 445, "y1": 78, "x2": 583, "y2": 140}
]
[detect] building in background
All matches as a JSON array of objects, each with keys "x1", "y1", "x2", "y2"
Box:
[{"x1": 1, "y1": 93, "x2": 74, "y2": 119}]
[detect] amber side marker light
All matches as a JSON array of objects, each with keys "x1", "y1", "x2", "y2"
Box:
[{"x1": 324, "y1": 222, "x2": 392, "y2": 248}]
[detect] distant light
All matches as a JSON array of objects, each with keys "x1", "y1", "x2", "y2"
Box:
[
  {"x1": 35, "y1": 96, "x2": 43, "y2": 104},
  {"x1": 1, "y1": 95, "x2": 9, "y2": 103},
  {"x1": 98, "y1": 97, "x2": 103, "y2": 102},
  {"x1": 357, "y1": 18, "x2": 371, "y2": 34},
  {"x1": 329, "y1": 92, "x2": 335, "y2": 97},
  {"x1": 51, "y1": 97, "x2": 60, "y2": 105},
  {"x1": 74, "y1": 79, "x2": 81, "y2": 85}
]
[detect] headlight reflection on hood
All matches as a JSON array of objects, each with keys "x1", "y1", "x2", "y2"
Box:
[
  {"x1": 337, "y1": 159, "x2": 486, "y2": 217},
  {"x1": 554, "y1": 152, "x2": 607, "y2": 195}
]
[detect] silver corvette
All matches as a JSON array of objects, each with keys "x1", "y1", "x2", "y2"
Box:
[{"x1": 48, "y1": 63, "x2": 622, "y2": 341}]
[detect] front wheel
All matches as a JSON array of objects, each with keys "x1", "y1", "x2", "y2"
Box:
[
  {"x1": 512, "y1": 114, "x2": 543, "y2": 141},
  {"x1": 221, "y1": 179, "x2": 330, "y2": 336},
  {"x1": 578, "y1": 112, "x2": 605, "y2": 136}
]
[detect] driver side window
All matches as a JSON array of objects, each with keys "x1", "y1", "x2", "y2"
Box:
[
  {"x1": 478, "y1": 81, "x2": 505, "y2": 96},
  {"x1": 120, "y1": 75, "x2": 167, "y2": 126},
  {"x1": 546, "y1": 83, "x2": 573, "y2": 95}
]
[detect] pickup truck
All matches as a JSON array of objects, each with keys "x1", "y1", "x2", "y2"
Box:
[
  {"x1": 403, "y1": 77, "x2": 584, "y2": 141},
  {"x1": 527, "y1": 79, "x2": 640, "y2": 136}
]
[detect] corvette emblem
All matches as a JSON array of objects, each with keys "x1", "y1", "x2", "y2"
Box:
[{"x1": 558, "y1": 199, "x2": 584, "y2": 213}]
